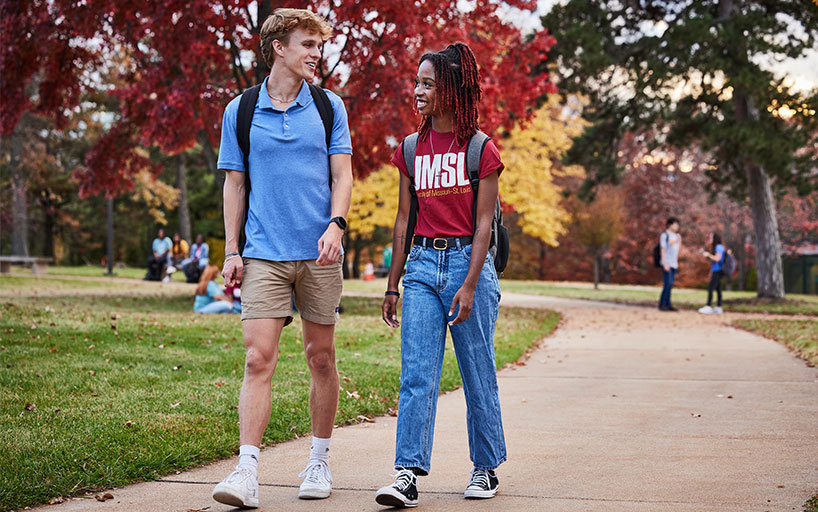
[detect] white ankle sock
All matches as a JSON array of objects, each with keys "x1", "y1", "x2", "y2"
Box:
[
  {"x1": 238, "y1": 445, "x2": 260, "y2": 477},
  {"x1": 309, "y1": 436, "x2": 331, "y2": 463}
]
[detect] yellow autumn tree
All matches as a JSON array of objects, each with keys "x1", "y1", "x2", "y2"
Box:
[
  {"x1": 500, "y1": 95, "x2": 587, "y2": 246},
  {"x1": 348, "y1": 164, "x2": 400, "y2": 237}
]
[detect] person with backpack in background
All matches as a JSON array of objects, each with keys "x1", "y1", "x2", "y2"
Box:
[
  {"x1": 211, "y1": 8, "x2": 352, "y2": 508},
  {"x1": 658, "y1": 217, "x2": 682, "y2": 311},
  {"x1": 698, "y1": 233, "x2": 727, "y2": 314},
  {"x1": 377, "y1": 42, "x2": 506, "y2": 508}
]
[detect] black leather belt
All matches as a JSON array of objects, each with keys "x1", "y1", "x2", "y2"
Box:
[{"x1": 413, "y1": 236, "x2": 473, "y2": 250}]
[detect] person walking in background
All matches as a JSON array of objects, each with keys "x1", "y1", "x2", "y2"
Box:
[
  {"x1": 698, "y1": 233, "x2": 726, "y2": 315},
  {"x1": 211, "y1": 8, "x2": 353, "y2": 509},
  {"x1": 194, "y1": 265, "x2": 237, "y2": 314},
  {"x1": 658, "y1": 217, "x2": 681, "y2": 311},
  {"x1": 377, "y1": 42, "x2": 505, "y2": 508}
]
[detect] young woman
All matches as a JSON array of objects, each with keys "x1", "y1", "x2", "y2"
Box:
[
  {"x1": 698, "y1": 233, "x2": 726, "y2": 315},
  {"x1": 194, "y1": 265, "x2": 237, "y2": 314},
  {"x1": 377, "y1": 42, "x2": 505, "y2": 508}
]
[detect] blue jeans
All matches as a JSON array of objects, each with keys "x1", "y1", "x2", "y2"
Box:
[
  {"x1": 659, "y1": 268, "x2": 677, "y2": 308},
  {"x1": 395, "y1": 242, "x2": 506, "y2": 475},
  {"x1": 196, "y1": 300, "x2": 234, "y2": 314}
]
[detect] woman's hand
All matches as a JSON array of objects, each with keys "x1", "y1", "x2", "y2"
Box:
[
  {"x1": 448, "y1": 285, "x2": 475, "y2": 325},
  {"x1": 382, "y1": 295, "x2": 400, "y2": 328}
]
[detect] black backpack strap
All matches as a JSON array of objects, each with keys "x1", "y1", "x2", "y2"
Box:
[
  {"x1": 402, "y1": 133, "x2": 419, "y2": 254},
  {"x1": 308, "y1": 83, "x2": 336, "y2": 188},
  {"x1": 464, "y1": 131, "x2": 491, "y2": 230},
  {"x1": 308, "y1": 83, "x2": 334, "y2": 149},
  {"x1": 236, "y1": 84, "x2": 262, "y2": 255}
]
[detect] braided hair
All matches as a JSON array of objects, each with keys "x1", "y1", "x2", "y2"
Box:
[{"x1": 417, "y1": 42, "x2": 482, "y2": 147}]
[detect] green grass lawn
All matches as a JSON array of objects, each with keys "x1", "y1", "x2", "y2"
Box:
[
  {"x1": 0, "y1": 282, "x2": 559, "y2": 510},
  {"x1": 733, "y1": 318, "x2": 818, "y2": 366},
  {"x1": 345, "y1": 277, "x2": 818, "y2": 315}
]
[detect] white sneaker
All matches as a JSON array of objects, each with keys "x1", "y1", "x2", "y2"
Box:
[
  {"x1": 298, "y1": 460, "x2": 332, "y2": 499},
  {"x1": 713, "y1": 307, "x2": 723, "y2": 314},
  {"x1": 166, "y1": 265, "x2": 176, "y2": 274},
  {"x1": 212, "y1": 467, "x2": 259, "y2": 508},
  {"x1": 162, "y1": 275, "x2": 171, "y2": 283},
  {"x1": 698, "y1": 306, "x2": 714, "y2": 314}
]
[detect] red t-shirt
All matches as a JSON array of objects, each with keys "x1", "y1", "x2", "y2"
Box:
[{"x1": 392, "y1": 129, "x2": 504, "y2": 238}]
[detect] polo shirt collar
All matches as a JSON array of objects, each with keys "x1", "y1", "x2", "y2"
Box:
[{"x1": 258, "y1": 77, "x2": 312, "y2": 110}]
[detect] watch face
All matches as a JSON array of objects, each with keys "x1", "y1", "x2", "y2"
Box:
[{"x1": 334, "y1": 217, "x2": 347, "y2": 230}]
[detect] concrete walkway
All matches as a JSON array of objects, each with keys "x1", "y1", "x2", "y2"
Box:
[{"x1": 39, "y1": 294, "x2": 818, "y2": 511}]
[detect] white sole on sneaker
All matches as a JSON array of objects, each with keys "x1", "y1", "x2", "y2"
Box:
[
  {"x1": 464, "y1": 486, "x2": 499, "y2": 499},
  {"x1": 212, "y1": 483, "x2": 259, "y2": 508},
  {"x1": 375, "y1": 487, "x2": 418, "y2": 508},
  {"x1": 298, "y1": 488, "x2": 331, "y2": 499}
]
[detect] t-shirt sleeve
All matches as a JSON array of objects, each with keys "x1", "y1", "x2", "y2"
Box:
[
  {"x1": 717, "y1": 244, "x2": 725, "y2": 258},
  {"x1": 392, "y1": 143, "x2": 409, "y2": 178},
  {"x1": 660, "y1": 233, "x2": 669, "y2": 249},
  {"x1": 206, "y1": 281, "x2": 222, "y2": 299},
  {"x1": 478, "y1": 140, "x2": 504, "y2": 179},
  {"x1": 327, "y1": 91, "x2": 353, "y2": 155},
  {"x1": 217, "y1": 96, "x2": 245, "y2": 172}
]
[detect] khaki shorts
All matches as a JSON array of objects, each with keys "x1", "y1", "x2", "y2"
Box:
[{"x1": 241, "y1": 257, "x2": 343, "y2": 325}]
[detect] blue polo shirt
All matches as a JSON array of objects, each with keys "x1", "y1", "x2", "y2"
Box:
[{"x1": 218, "y1": 77, "x2": 352, "y2": 262}]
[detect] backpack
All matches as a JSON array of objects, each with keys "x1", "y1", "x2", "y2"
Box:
[
  {"x1": 722, "y1": 249, "x2": 737, "y2": 277},
  {"x1": 652, "y1": 232, "x2": 668, "y2": 268},
  {"x1": 235, "y1": 82, "x2": 334, "y2": 254},
  {"x1": 401, "y1": 130, "x2": 510, "y2": 275}
]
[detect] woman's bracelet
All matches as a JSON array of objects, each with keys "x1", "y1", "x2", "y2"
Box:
[
  {"x1": 385, "y1": 290, "x2": 400, "y2": 298},
  {"x1": 225, "y1": 252, "x2": 240, "y2": 260}
]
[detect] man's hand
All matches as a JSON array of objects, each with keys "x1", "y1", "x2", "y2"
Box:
[
  {"x1": 663, "y1": 264, "x2": 670, "y2": 273},
  {"x1": 222, "y1": 257, "x2": 243, "y2": 287},
  {"x1": 448, "y1": 285, "x2": 475, "y2": 326},
  {"x1": 382, "y1": 295, "x2": 400, "y2": 328},
  {"x1": 316, "y1": 223, "x2": 344, "y2": 266}
]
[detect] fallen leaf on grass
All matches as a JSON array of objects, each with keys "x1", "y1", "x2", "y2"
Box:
[
  {"x1": 25, "y1": 402, "x2": 36, "y2": 411},
  {"x1": 346, "y1": 391, "x2": 361, "y2": 399},
  {"x1": 94, "y1": 493, "x2": 114, "y2": 502},
  {"x1": 170, "y1": 402, "x2": 181, "y2": 409},
  {"x1": 173, "y1": 365, "x2": 182, "y2": 371},
  {"x1": 387, "y1": 408, "x2": 398, "y2": 417},
  {"x1": 356, "y1": 415, "x2": 374, "y2": 423},
  {"x1": 88, "y1": 370, "x2": 96, "y2": 376},
  {"x1": 48, "y1": 496, "x2": 66, "y2": 504},
  {"x1": 124, "y1": 421, "x2": 133, "y2": 427}
]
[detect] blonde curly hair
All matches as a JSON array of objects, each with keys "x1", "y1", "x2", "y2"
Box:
[{"x1": 260, "y1": 8, "x2": 332, "y2": 67}]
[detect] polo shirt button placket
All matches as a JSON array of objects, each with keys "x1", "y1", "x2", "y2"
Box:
[{"x1": 283, "y1": 112, "x2": 289, "y2": 130}]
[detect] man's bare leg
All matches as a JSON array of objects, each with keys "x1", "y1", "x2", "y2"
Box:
[
  {"x1": 239, "y1": 317, "x2": 288, "y2": 446},
  {"x1": 297, "y1": 318, "x2": 339, "y2": 499},
  {"x1": 302, "y1": 318, "x2": 340, "y2": 437},
  {"x1": 213, "y1": 317, "x2": 286, "y2": 508}
]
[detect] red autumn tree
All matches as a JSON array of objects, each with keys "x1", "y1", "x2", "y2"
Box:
[{"x1": 2, "y1": 0, "x2": 556, "y2": 198}]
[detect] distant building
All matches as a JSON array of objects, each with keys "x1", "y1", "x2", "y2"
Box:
[{"x1": 783, "y1": 244, "x2": 818, "y2": 295}]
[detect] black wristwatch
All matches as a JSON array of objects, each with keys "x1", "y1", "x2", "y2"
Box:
[{"x1": 330, "y1": 216, "x2": 347, "y2": 231}]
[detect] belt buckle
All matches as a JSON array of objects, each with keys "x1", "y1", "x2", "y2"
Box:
[{"x1": 432, "y1": 238, "x2": 448, "y2": 250}]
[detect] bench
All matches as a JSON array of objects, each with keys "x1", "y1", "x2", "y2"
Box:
[{"x1": 0, "y1": 256, "x2": 54, "y2": 275}]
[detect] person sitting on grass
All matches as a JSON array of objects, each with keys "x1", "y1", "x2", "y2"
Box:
[
  {"x1": 165, "y1": 233, "x2": 190, "y2": 282},
  {"x1": 194, "y1": 265, "x2": 237, "y2": 314},
  {"x1": 698, "y1": 232, "x2": 726, "y2": 315}
]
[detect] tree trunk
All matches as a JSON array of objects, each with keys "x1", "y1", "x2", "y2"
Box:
[
  {"x1": 176, "y1": 153, "x2": 192, "y2": 243},
  {"x1": 744, "y1": 162, "x2": 784, "y2": 297},
  {"x1": 539, "y1": 241, "x2": 547, "y2": 280},
  {"x1": 255, "y1": 1, "x2": 273, "y2": 83},
  {"x1": 9, "y1": 119, "x2": 29, "y2": 256},
  {"x1": 593, "y1": 251, "x2": 600, "y2": 290},
  {"x1": 105, "y1": 196, "x2": 115, "y2": 275},
  {"x1": 197, "y1": 130, "x2": 222, "y2": 188},
  {"x1": 720, "y1": 0, "x2": 785, "y2": 299},
  {"x1": 733, "y1": 91, "x2": 785, "y2": 298}
]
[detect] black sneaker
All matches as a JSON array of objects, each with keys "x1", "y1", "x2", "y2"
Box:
[
  {"x1": 375, "y1": 468, "x2": 418, "y2": 508},
  {"x1": 464, "y1": 468, "x2": 499, "y2": 499}
]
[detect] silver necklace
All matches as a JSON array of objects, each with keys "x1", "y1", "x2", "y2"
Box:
[{"x1": 431, "y1": 132, "x2": 456, "y2": 180}]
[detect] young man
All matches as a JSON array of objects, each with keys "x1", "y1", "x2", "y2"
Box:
[
  {"x1": 145, "y1": 228, "x2": 171, "y2": 281},
  {"x1": 658, "y1": 217, "x2": 681, "y2": 311},
  {"x1": 211, "y1": 8, "x2": 353, "y2": 509}
]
